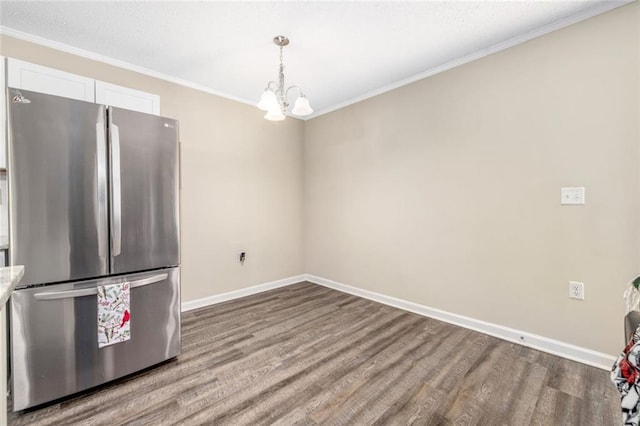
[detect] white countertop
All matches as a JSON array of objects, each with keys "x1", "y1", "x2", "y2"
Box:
[
  {"x1": 0, "y1": 266, "x2": 20, "y2": 425},
  {"x1": 0, "y1": 265, "x2": 24, "y2": 307}
]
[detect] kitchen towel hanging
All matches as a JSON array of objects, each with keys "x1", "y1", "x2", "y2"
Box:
[{"x1": 97, "y1": 282, "x2": 131, "y2": 348}]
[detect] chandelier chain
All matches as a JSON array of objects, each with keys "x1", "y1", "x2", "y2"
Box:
[
  {"x1": 278, "y1": 45, "x2": 286, "y2": 108},
  {"x1": 279, "y1": 45, "x2": 283, "y2": 68}
]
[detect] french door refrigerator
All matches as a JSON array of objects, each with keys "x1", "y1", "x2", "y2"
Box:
[{"x1": 7, "y1": 88, "x2": 181, "y2": 411}]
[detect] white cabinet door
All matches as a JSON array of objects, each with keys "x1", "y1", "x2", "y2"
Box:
[
  {"x1": 95, "y1": 81, "x2": 160, "y2": 115},
  {"x1": 1, "y1": 56, "x2": 6, "y2": 169},
  {"x1": 7, "y1": 58, "x2": 95, "y2": 102}
]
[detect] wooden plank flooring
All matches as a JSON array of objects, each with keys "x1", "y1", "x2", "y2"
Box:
[{"x1": 9, "y1": 282, "x2": 620, "y2": 425}]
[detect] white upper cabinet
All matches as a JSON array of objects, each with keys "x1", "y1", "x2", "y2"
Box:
[
  {"x1": 0, "y1": 56, "x2": 6, "y2": 169},
  {"x1": 6, "y1": 58, "x2": 160, "y2": 115},
  {"x1": 7, "y1": 58, "x2": 95, "y2": 102},
  {"x1": 95, "y1": 81, "x2": 160, "y2": 115}
]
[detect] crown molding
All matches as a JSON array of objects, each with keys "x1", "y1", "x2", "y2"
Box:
[
  {"x1": 0, "y1": 0, "x2": 633, "y2": 121},
  {"x1": 0, "y1": 25, "x2": 260, "y2": 109},
  {"x1": 306, "y1": 0, "x2": 633, "y2": 120}
]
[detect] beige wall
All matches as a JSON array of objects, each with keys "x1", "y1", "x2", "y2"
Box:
[
  {"x1": 304, "y1": 3, "x2": 640, "y2": 355},
  {"x1": 0, "y1": 35, "x2": 306, "y2": 303}
]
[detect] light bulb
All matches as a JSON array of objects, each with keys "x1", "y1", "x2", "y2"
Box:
[
  {"x1": 264, "y1": 107, "x2": 285, "y2": 121},
  {"x1": 291, "y1": 95, "x2": 313, "y2": 116},
  {"x1": 257, "y1": 89, "x2": 279, "y2": 111}
]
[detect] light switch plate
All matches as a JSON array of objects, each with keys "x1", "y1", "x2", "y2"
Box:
[{"x1": 561, "y1": 187, "x2": 585, "y2": 205}]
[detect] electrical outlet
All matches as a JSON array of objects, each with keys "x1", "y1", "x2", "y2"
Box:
[{"x1": 569, "y1": 281, "x2": 584, "y2": 300}]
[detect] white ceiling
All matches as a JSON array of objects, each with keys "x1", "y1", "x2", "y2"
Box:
[{"x1": 0, "y1": 1, "x2": 629, "y2": 118}]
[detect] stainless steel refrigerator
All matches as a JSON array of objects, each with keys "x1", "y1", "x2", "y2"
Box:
[{"x1": 6, "y1": 88, "x2": 181, "y2": 411}]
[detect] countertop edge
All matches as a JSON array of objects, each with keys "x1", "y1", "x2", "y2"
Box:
[{"x1": 0, "y1": 266, "x2": 24, "y2": 307}]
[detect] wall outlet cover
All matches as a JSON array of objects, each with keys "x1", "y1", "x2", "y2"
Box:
[
  {"x1": 569, "y1": 281, "x2": 585, "y2": 300},
  {"x1": 561, "y1": 187, "x2": 585, "y2": 205}
]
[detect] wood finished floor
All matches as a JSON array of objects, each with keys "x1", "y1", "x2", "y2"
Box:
[{"x1": 10, "y1": 282, "x2": 619, "y2": 425}]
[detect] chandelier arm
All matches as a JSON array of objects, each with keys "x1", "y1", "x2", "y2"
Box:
[
  {"x1": 265, "y1": 81, "x2": 280, "y2": 92},
  {"x1": 285, "y1": 85, "x2": 305, "y2": 100}
]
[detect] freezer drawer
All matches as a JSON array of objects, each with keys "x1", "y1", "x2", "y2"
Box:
[{"x1": 10, "y1": 267, "x2": 181, "y2": 411}]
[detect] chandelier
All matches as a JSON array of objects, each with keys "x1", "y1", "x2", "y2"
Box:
[{"x1": 257, "y1": 35, "x2": 313, "y2": 121}]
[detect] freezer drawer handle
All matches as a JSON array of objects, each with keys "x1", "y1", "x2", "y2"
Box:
[{"x1": 33, "y1": 273, "x2": 168, "y2": 300}]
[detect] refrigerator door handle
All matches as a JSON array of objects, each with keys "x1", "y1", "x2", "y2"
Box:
[
  {"x1": 33, "y1": 273, "x2": 169, "y2": 300},
  {"x1": 110, "y1": 123, "x2": 122, "y2": 257},
  {"x1": 96, "y1": 117, "x2": 108, "y2": 259}
]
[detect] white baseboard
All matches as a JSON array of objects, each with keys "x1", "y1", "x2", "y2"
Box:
[
  {"x1": 304, "y1": 274, "x2": 617, "y2": 371},
  {"x1": 181, "y1": 274, "x2": 306, "y2": 312},
  {"x1": 179, "y1": 272, "x2": 617, "y2": 370}
]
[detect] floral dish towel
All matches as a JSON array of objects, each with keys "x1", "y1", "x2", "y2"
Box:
[
  {"x1": 97, "y1": 282, "x2": 131, "y2": 348},
  {"x1": 612, "y1": 324, "x2": 640, "y2": 425}
]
